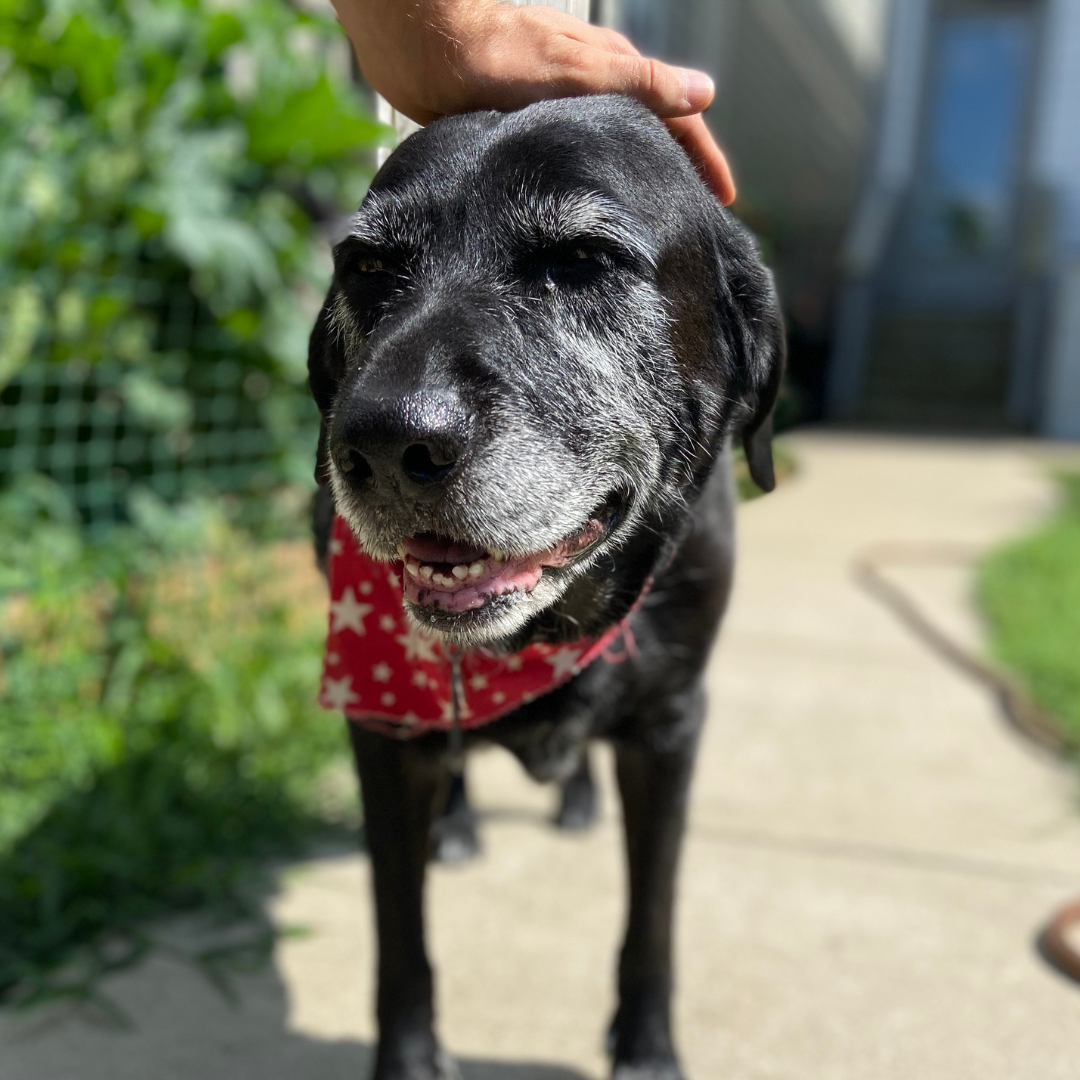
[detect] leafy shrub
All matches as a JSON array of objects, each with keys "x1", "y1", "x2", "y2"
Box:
[
  {"x1": 0, "y1": 0, "x2": 377, "y2": 1009},
  {"x1": 0, "y1": 478, "x2": 349, "y2": 1013},
  {"x1": 0, "y1": 0, "x2": 384, "y2": 504}
]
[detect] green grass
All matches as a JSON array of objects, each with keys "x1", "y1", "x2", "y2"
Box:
[
  {"x1": 978, "y1": 471, "x2": 1080, "y2": 750},
  {"x1": 0, "y1": 480, "x2": 351, "y2": 1017}
]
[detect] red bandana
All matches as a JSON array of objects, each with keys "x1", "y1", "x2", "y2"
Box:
[{"x1": 320, "y1": 516, "x2": 637, "y2": 737}]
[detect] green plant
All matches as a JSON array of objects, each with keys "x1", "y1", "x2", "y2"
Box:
[
  {"x1": 979, "y1": 472, "x2": 1080, "y2": 750},
  {"x1": 0, "y1": 478, "x2": 350, "y2": 1015},
  {"x1": 733, "y1": 439, "x2": 796, "y2": 501},
  {"x1": 0, "y1": 0, "x2": 385, "y2": 505}
]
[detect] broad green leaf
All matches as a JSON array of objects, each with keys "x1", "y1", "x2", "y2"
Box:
[{"x1": 245, "y1": 75, "x2": 389, "y2": 166}]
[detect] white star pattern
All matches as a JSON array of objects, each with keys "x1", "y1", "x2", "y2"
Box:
[
  {"x1": 544, "y1": 646, "x2": 582, "y2": 680},
  {"x1": 329, "y1": 537, "x2": 344, "y2": 556},
  {"x1": 322, "y1": 675, "x2": 359, "y2": 710},
  {"x1": 331, "y1": 588, "x2": 373, "y2": 635},
  {"x1": 395, "y1": 624, "x2": 440, "y2": 663},
  {"x1": 321, "y1": 527, "x2": 623, "y2": 732}
]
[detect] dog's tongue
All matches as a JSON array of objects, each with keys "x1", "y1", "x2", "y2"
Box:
[
  {"x1": 399, "y1": 518, "x2": 608, "y2": 614},
  {"x1": 400, "y1": 534, "x2": 487, "y2": 565}
]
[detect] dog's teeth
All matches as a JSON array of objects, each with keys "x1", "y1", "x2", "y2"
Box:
[
  {"x1": 490, "y1": 549, "x2": 506, "y2": 563},
  {"x1": 452, "y1": 564, "x2": 468, "y2": 580},
  {"x1": 406, "y1": 560, "x2": 421, "y2": 578},
  {"x1": 468, "y1": 561, "x2": 484, "y2": 578},
  {"x1": 419, "y1": 565, "x2": 434, "y2": 581},
  {"x1": 433, "y1": 572, "x2": 453, "y2": 587}
]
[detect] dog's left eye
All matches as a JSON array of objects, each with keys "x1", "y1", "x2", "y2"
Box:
[{"x1": 528, "y1": 244, "x2": 612, "y2": 290}]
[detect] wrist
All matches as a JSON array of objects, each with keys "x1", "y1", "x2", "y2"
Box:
[{"x1": 333, "y1": 0, "x2": 497, "y2": 121}]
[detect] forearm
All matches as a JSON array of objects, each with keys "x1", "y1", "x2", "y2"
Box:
[{"x1": 334, "y1": 0, "x2": 531, "y2": 125}]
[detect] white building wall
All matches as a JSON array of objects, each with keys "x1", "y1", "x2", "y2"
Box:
[
  {"x1": 1045, "y1": 267, "x2": 1080, "y2": 438},
  {"x1": 1034, "y1": 0, "x2": 1080, "y2": 438},
  {"x1": 1032, "y1": 0, "x2": 1080, "y2": 248},
  {"x1": 819, "y1": 0, "x2": 890, "y2": 76}
]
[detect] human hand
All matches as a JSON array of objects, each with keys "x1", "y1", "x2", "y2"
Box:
[{"x1": 333, "y1": 0, "x2": 735, "y2": 205}]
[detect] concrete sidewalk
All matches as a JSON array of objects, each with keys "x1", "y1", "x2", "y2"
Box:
[{"x1": 5, "y1": 433, "x2": 1080, "y2": 1079}]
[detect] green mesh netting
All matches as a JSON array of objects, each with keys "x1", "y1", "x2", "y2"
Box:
[{"x1": 0, "y1": 358, "x2": 319, "y2": 533}]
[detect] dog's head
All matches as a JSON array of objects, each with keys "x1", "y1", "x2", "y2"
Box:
[{"x1": 310, "y1": 96, "x2": 783, "y2": 647}]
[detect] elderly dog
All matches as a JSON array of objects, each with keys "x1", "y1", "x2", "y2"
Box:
[{"x1": 308, "y1": 95, "x2": 783, "y2": 1080}]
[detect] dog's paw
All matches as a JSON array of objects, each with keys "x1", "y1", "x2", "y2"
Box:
[
  {"x1": 430, "y1": 810, "x2": 481, "y2": 864},
  {"x1": 553, "y1": 759, "x2": 598, "y2": 832},
  {"x1": 435, "y1": 1049, "x2": 463, "y2": 1080},
  {"x1": 612, "y1": 1062, "x2": 686, "y2": 1080},
  {"x1": 607, "y1": 1003, "x2": 682, "y2": 1080},
  {"x1": 554, "y1": 781, "x2": 597, "y2": 831},
  {"x1": 373, "y1": 1047, "x2": 460, "y2": 1080}
]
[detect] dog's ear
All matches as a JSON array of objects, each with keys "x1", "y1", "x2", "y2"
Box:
[
  {"x1": 308, "y1": 295, "x2": 344, "y2": 488},
  {"x1": 738, "y1": 277, "x2": 785, "y2": 493},
  {"x1": 710, "y1": 219, "x2": 786, "y2": 494}
]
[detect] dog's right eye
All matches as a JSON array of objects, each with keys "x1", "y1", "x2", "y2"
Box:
[
  {"x1": 333, "y1": 236, "x2": 408, "y2": 289},
  {"x1": 526, "y1": 243, "x2": 612, "y2": 291}
]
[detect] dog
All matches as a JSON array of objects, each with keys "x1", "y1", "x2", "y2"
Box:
[{"x1": 308, "y1": 94, "x2": 783, "y2": 1080}]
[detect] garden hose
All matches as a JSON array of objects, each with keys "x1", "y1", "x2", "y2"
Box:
[{"x1": 852, "y1": 543, "x2": 1080, "y2": 988}]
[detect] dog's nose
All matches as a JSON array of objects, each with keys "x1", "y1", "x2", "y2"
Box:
[{"x1": 332, "y1": 388, "x2": 469, "y2": 493}]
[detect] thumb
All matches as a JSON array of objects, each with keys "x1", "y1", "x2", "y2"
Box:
[{"x1": 605, "y1": 53, "x2": 715, "y2": 117}]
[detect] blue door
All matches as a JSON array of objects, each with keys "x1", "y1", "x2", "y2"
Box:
[{"x1": 859, "y1": 1, "x2": 1041, "y2": 428}]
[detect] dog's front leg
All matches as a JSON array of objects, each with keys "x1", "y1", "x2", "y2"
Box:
[
  {"x1": 349, "y1": 724, "x2": 453, "y2": 1080},
  {"x1": 609, "y1": 689, "x2": 703, "y2": 1080}
]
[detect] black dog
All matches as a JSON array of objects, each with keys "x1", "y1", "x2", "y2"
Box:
[{"x1": 308, "y1": 95, "x2": 783, "y2": 1080}]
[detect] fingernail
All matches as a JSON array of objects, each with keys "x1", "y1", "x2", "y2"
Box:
[{"x1": 679, "y1": 68, "x2": 715, "y2": 110}]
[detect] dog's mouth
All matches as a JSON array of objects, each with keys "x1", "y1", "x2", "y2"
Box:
[{"x1": 399, "y1": 497, "x2": 622, "y2": 615}]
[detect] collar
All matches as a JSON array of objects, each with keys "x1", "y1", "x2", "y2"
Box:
[{"x1": 319, "y1": 516, "x2": 641, "y2": 738}]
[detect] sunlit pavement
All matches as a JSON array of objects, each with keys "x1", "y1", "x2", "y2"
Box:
[{"x1": 5, "y1": 432, "x2": 1080, "y2": 1080}]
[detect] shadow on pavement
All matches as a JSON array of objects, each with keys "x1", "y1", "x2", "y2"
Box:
[{"x1": 0, "y1": 928, "x2": 592, "y2": 1080}]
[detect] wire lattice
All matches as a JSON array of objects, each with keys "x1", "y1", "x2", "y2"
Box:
[{"x1": 0, "y1": 354, "x2": 319, "y2": 534}]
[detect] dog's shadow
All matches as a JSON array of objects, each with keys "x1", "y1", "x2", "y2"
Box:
[{"x1": 0, "y1": 901, "x2": 591, "y2": 1080}]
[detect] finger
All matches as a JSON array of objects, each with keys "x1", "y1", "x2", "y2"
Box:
[
  {"x1": 603, "y1": 52, "x2": 715, "y2": 116},
  {"x1": 665, "y1": 114, "x2": 737, "y2": 206}
]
